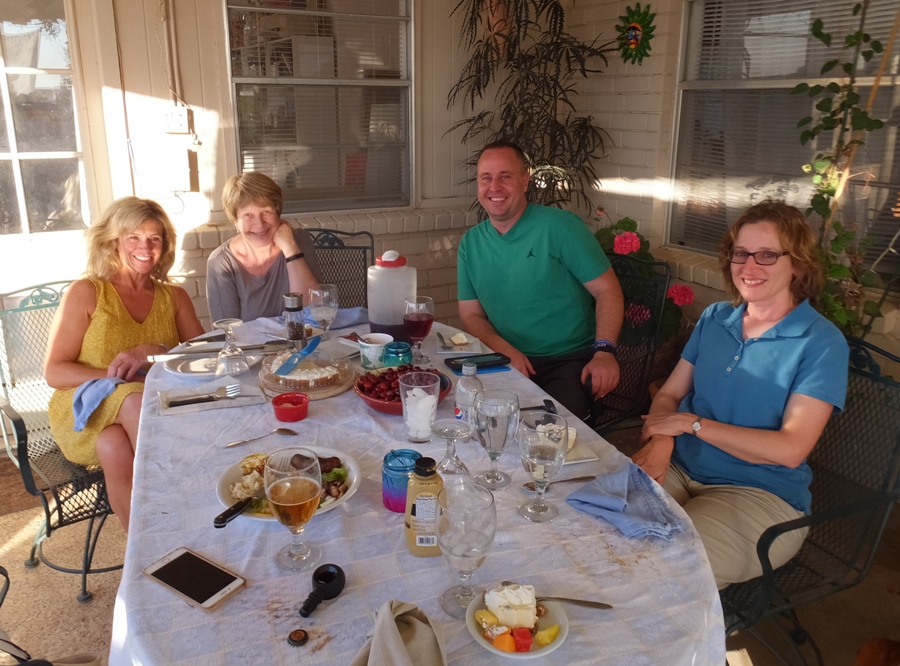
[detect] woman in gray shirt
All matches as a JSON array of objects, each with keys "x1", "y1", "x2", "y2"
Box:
[{"x1": 207, "y1": 172, "x2": 323, "y2": 321}]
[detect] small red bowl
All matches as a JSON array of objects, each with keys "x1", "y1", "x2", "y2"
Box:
[
  {"x1": 272, "y1": 392, "x2": 310, "y2": 422},
  {"x1": 355, "y1": 370, "x2": 452, "y2": 415}
]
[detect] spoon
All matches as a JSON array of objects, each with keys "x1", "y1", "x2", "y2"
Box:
[
  {"x1": 500, "y1": 581, "x2": 612, "y2": 610},
  {"x1": 522, "y1": 474, "x2": 595, "y2": 492},
  {"x1": 224, "y1": 427, "x2": 297, "y2": 448}
]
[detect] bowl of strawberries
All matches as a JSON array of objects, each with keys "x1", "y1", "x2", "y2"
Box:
[{"x1": 354, "y1": 364, "x2": 451, "y2": 415}]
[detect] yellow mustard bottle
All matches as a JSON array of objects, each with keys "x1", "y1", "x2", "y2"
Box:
[{"x1": 403, "y1": 457, "x2": 443, "y2": 557}]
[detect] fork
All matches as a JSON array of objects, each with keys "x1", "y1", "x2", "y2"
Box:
[{"x1": 168, "y1": 384, "x2": 241, "y2": 407}]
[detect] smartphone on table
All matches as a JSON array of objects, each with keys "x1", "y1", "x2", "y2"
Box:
[
  {"x1": 444, "y1": 352, "x2": 511, "y2": 373},
  {"x1": 143, "y1": 547, "x2": 245, "y2": 610}
]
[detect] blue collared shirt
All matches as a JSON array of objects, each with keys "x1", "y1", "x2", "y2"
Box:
[{"x1": 672, "y1": 300, "x2": 848, "y2": 512}]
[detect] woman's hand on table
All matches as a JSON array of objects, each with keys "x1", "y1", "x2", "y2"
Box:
[
  {"x1": 631, "y1": 435, "x2": 675, "y2": 485},
  {"x1": 107, "y1": 344, "x2": 162, "y2": 381}
]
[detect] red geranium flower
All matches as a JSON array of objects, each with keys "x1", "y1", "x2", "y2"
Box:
[
  {"x1": 667, "y1": 284, "x2": 695, "y2": 307},
  {"x1": 625, "y1": 303, "x2": 651, "y2": 325},
  {"x1": 613, "y1": 231, "x2": 641, "y2": 255}
]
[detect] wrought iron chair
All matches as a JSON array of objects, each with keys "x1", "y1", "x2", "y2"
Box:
[
  {"x1": 306, "y1": 228, "x2": 375, "y2": 308},
  {"x1": 0, "y1": 282, "x2": 121, "y2": 603},
  {"x1": 589, "y1": 254, "x2": 670, "y2": 434},
  {"x1": 720, "y1": 338, "x2": 900, "y2": 665}
]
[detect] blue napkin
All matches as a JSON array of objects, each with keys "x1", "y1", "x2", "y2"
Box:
[
  {"x1": 72, "y1": 378, "x2": 125, "y2": 431},
  {"x1": 446, "y1": 365, "x2": 511, "y2": 376},
  {"x1": 566, "y1": 462, "x2": 685, "y2": 541},
  {"x1": 303, "y1": 306, "x2": 368, "y2": 330}
]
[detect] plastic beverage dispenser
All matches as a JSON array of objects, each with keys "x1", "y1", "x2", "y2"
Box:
[{"x1": 368, "y1": 250, "x2": 416, "y2": 343}]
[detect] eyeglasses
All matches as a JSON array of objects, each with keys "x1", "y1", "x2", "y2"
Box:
[{"x1": 727, "y1": 250, "x2": 790, "y2": 265}]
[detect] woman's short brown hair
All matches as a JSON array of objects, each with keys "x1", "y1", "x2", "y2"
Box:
[
  {"x1": 222, "y1": 172, "x2": 283, "y2": 224},
  {"x1": 85, "y1": 197, "x2": 176, "y2": 283},
  {"x1": 719, "y1": 200, "x2": 824, "y2": 306}
]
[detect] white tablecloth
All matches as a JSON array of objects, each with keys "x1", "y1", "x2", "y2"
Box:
[{"x1": 110, "y1": 321, "x2": 725, "y2": 665}]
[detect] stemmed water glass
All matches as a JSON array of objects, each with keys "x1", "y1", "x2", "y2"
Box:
[
  {"x1": 308, "y1": 284, "x2": 338, "y2": 340},
  {"x1": 472, "y1": 389, "x2": 519, "y2": 491},
  {"x1": 265, "y1": 447, "x2": 323, "y2": 571},
  {"x1": 432, "y1": 418, "x2": 472, "y2": 486},
  {"x1": 518, "y1": 412, "x2": 569, "y2": 523},
  {"x1": 436, "y1": 480, "x2": 496, "y2": 618},
  {"x1": 403, "y1": 296, "x2": 434, "y2": 363},
  {"x1": 213, "y1": 318, "x2": 249, "y2": 377}
]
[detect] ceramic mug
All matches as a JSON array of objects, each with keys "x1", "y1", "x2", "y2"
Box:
[{"x1": 359, "y1": 333, "x2": 393, "y2": 370}]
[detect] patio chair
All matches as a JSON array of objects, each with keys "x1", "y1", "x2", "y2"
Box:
[
  {"x1": 720, "y1": 338, "x2": 900, "y2": 666},
  {"x1": 306, "y1": 228, "x2": 375, "y2": 308},
  {"x1": 0, "y1": 282, "x2": 121, "y2": 603},
  {"x1": 589, "y1": 254, "x2": 670, "y2": 434}
]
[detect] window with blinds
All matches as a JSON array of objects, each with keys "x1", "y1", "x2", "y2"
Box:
[
  {"x1": 228, "y1": 1, "x2": 411, "y2": 213},
  {"x1": 0, "y1": 0, "x2": 85, "y2": 235},
  {"x1": 670, "y1": 0, "x2": 900, "y2": 277}
]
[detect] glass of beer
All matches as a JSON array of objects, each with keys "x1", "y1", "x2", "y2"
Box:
[{"x1": 265, "y1": 447, "x2": 323, "y2": 571}]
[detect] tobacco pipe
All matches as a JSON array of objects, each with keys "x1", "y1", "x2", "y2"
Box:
[{"x1": 299, "y1": 563, "x2": 345, "y2": 618}]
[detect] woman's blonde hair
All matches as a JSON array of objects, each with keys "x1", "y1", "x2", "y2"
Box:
[
  {"x1": 222, "y1": 172, "x2": 283, "y2": 224},
  {"x1": 719, "y1": 200, "x2": 824, "y2": 306},
  {"x1": 85, "y1": 197, "x2": 177, "y2": 282}
]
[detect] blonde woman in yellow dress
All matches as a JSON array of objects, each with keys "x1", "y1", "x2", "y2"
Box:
[{"x1": 45, "y1": 197, "x2": 204, "y2": 531}]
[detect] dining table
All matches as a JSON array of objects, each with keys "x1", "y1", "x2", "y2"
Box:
[{"x1": 109, "y1": 319, "x2": 726, "y2": 665}]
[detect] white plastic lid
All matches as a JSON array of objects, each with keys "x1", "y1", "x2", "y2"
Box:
[{"x1": 375, "y1": 250, "x2": 408, "y2": 267}]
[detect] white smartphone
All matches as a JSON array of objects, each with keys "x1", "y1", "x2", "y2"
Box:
[{"x1": 143, "y1": 547, "x2": 245, "y2": 610}]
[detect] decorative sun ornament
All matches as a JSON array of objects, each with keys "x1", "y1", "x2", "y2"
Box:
[{"x1": 616, "y1": 3, "x2": 656, "y2": 65}]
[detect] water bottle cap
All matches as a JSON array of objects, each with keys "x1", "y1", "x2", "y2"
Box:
[
  {"x1": 376, "y1": 250, "x2": 407, "y2": 267},
  {"x1": 462, "y1": 362, "x2": 477, "y2": 376}
]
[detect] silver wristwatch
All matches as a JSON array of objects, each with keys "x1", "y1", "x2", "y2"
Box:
[{"x1": 691, "y1": 419, "x2": 702, "y2": 434}]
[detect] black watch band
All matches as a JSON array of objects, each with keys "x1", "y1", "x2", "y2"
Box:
[{"x1": 592, "y1": 339, "x2": 618, "y2": 357}]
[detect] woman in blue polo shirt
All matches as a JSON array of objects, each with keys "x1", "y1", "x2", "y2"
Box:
[{"x1": 633, "y1": 201, "x2": 848, "y2": 589}]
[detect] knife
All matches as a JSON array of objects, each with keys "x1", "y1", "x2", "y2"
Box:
[
  {"x1": 214, "y1": 487, "x2": 265, "y2": 528},
  {"x1": 274, "y1": 336, "x2": 321, "y2": 376},
  {"x1": 148, "y1": 341, "x2": 292, "y2": 362}
]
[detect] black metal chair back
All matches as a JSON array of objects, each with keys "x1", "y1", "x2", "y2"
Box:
[
  {"x1": 0, "y1": 281, "x2": 121, "y2": 603},
  {"x1": 720, "y1": 338, "x2": 900, "y2": 663},
  {"x1": 590, "y1": 255, "x2": 670, "y2": 433},
  {"x1": 306, "y1": 228, "x2": 374, "y2": 308}
]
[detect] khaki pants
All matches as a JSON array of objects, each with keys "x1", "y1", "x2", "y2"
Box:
[{"x1": 663, "y1": 464, "x2": 808, "y2": 589}]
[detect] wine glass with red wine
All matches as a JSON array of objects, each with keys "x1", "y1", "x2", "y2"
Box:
[{"x1": 403, "y1": 296, "x2": 435, "y2": 363}]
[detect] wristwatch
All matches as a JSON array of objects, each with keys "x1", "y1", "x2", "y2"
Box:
[{"x1": 691, "y1": 418, "x2": 702, "y2": 434}]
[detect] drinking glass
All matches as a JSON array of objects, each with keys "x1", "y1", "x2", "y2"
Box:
[
  {"x1": 213, "y1": 318, "x2": 249, "y2": 377},
  {"x1": 517, "y1": 412, "x2": 569, "y2": 522},
  {"x1": 436, "y1": 481, "x2": 496, "y2": 618},
  {"x1": 432, "y1": 418, "x2": 472, "y2": 486},
  {"x1": 472, "y1": 389, "x2": 519, "y2": 491},
  {"x1": 308, "y1": 284, "x2": 338, "y2": 340},
  {"x1": 403, "y1": 296, "x2": 434, "y2": 363},
  {"x1": 265, "y1": 447, "x2": 323, "y2": 571}
]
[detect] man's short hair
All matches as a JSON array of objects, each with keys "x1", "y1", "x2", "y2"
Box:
[{"x1": 476, "y1": 140, "x2": 531, "y2": 171}]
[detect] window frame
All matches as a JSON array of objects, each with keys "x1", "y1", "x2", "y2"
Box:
[
  {"x1": 224, "y1": 1, "x2": 414, "y2": 214},
  {"x1": 0, "y1": 0, "x2": 91, "y2": 236}
]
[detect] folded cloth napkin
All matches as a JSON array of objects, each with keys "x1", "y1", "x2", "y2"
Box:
[
  {"x1": 349, "y1": 600, "x2": 447, "y2": 666},
  {"x1": 566, "y1": 462, "x2": 685, "y2": 541},
  {"x1": 157, "y1": 376, "x2": 266, "y2": 416},
  {"x1": 303, "y1": 306, "x2": 368, "y2": 330},
  {"x1": 72, "y1": 378, "x2": 125, "y2": 431}
]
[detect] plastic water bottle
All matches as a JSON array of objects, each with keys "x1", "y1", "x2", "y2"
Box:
[{"x1": 454, "y1": 362, "x2": 483, "y2": 438}]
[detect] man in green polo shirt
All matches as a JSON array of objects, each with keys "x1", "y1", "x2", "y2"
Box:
[{"x1": 457, "y1": 140, "x2": 624, "y2": 420}]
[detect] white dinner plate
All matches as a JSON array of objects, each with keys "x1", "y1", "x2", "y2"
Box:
[
  {"x1": 564, "y1": 439, "x2": 599, "y2": 466},
  {"x1": 162, "y1": 354, "x2": 263, "y2": 378},
  {"x1": 466, "y1": 596, "x2": 568, "y2": 659},
  {"x1": 216, "y1": 445, "x2": 361, "y2": 521},
  {"x1": 436, "y1": 331, "x2": 483, "y2": 355}
]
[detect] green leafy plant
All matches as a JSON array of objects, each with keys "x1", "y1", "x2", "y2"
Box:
[
  {"x1": 791, "y1": 0, "x2": 899, "y2": 337},
  {"x1": 448, "y1": 0, "x2": 616, "y2": 211}
]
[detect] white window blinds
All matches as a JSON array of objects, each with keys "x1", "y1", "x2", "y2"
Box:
[
  {"x1": 228, "y1": 1, "x2": 411, "y2": 213},
  {"x1": 671, "y1": 0, "x2": 900, "y2": 276}
]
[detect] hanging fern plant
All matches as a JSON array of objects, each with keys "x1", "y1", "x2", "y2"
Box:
[{"x1": 447, "y1": 0, "x2": 616, "y2": 211}]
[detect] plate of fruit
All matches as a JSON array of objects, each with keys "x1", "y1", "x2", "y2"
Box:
[
  {"x1": 354, "y1": 365, "x2": 452, "y2": 415},
  {"x1": 466, "y1": 583, "x2": 568, "y2": 659}
]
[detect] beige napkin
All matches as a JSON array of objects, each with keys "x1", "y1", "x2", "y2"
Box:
[
  {"x1": 349, "y1": 600, "x2": 447, "y2": 666},
  {"x1": 157, "y1": 376, "x2": 266, "y2": 415}
]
